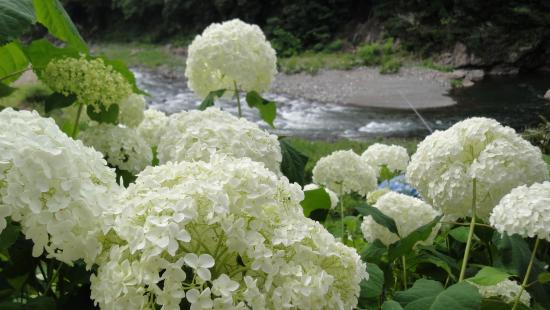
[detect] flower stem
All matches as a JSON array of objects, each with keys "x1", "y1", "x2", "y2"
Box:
[
  {"x1": 512, "y1": 238, "x2": 540, "y2": 310},
  {"x1": 339, "y1": 184, "x2": 345, "y2": 243},
  {"x1": 71, "y1": 102, "x2": 84, "y2": 139},
  {"x1": 402, "y1": 256, "x2": 408, "y2": 289},
  {"x1": 459, "y1": 178, "x2": 477, "y2": 282},
  {"x1": 233, "y1": 80, "x2": 242, "y2": 118}
]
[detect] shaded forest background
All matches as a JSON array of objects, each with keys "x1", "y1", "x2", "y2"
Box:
[{"x1": 63, "y1": 0, "x2": 550, "y2": 70}]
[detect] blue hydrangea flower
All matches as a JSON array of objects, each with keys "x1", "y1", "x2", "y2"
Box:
[{"x1": 378, "y1": 175, "x2": 419, "y2": 197}]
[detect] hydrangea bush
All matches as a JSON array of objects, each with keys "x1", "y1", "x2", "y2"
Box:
[
  {"x1": 2, "y1": 3, "x2": 550, "y2": 309},
  {"x1": 158, "y1": 108, "x2": 282, "y2": 174},
  {"x1": 91, "y1": 156, "x2": 367, "y2": 309},
  {"x1": 185, "y1": 19, "x2": 277, "y2": 98}
]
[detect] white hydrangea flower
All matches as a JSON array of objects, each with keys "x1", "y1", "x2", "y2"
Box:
[
  {"x1": 137, "y1": 109, "x2": 168, "y2": 148},
  {"x1": 304, "y1": 183, "x2": 339, "y2": 209},
  {"x1": 91, "y1": 156, "x2": 367, "y2": 309},
  {"x1": 361, "y1": 143, "x2": 409, "y2": 177},
  {"x1": 361, "y1": 192, "x2": 440, "y2": 246},
  {"x1": 312, "y1": 150, "x2": 377, "y2": 196},
  {"x1": 0, "y1": 108, "x2": 121, "y2": 267},
  {"x1": 79, "y1": 123, "x2": 152, "y2": 174},
  {"x1": 490, "y1": 182, "x2": 550, "y2": 241},
  {"x1": 185, "y1": 19, "x2": 277, "y2": 98},
  {"x1": 406, "y1": 117, "x2": 547, "y2": 219},
  {"x1": 118, "y1": 94, "x2": 146, "y2": 128},
  {"x1": 158, "y1": 108, "x2": 281, "y2": 174},
  {"x1": 470, "y1": 279, "x2": 531, "y2": 306}
]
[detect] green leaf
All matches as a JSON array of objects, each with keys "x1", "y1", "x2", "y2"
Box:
[
  {"x1": 86, "y1": 104, "x2": 119, "y2": 124},
  {"x1": 44, "y1": 92, "x2": 76, "y2": 113},
  {"x1": 32, "y1": 0, "x2": 87, "y2": 52},
  {"x1": 356, "y1": 204, "x2": 400, "y2": 236},
  {"x1": 379, "y1": 165, "x2": 397, "y2": 182},
  {"x1": 360, "y1": 263, "x2": 385, "y2": 299},
  {"x1": 394, "y1": 279, "x2": 444, "y2": 306},
  {"x1": 395, "y1": 280, "x2": 481, "y2": 310},
  {"x1": 0, "y1": 220, "x2": 20, "y2": 251},
  {"x1": 280, "y1": 139, "x2": 308, "y2": 185},
  {"x1": 0, "y1": 82, "x2": 15, "y2": 97},
  {"x1": 493, "y1": 233, "x2": 550, "y2": 308},
  {"x1": 0, "y1": 42, "x2": 29, "y2": 83},
  {"x1": 300, "y1": 188, "x2": 331, "y2": 217},
  {"x1": 410, "y1": 252, "x2": 457, "y2": 280},
  {"x1": 23, "y1": 39, "x2": 79, "y2": 76},
  {"x1": 361, "y1": 239, "x2": 387, "y2": 264},
  {"x1": 480, "y1": 298, "x2": 531, "y2": 310},
  {"x1": 449, "y1": 226, "x2": 476, "y2": 243},
  {"x1": 381, "y1": 300, "x2": 404, "y2": 310},
  {"x1": 100, "y1": 57, "x2": 145, "y2": 95},
  {"x1": 387, "y1": 215, "x2": 442, "y2": 262},
  {"x1": 245, "y1": 91, "x2": 276, "y2": 127},
  {"x1": 538, "y1": 272, "x2": 550, "y2": 284},
  {"x1": 199, "y1": 89, "x2": 225, "y2": 110},
  {"x1": 0, "y1": 0, "x2": 36, "y2": 45},
  {"x1": 0, "y1": 296, "x2": 56, "y2": 310},
  {"x1": 468, "y1": 266, "x2": 513, "y2": 286}
]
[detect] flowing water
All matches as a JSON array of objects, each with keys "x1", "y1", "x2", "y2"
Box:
[{"x1": 135, "y1": 70, "x2": 550, "y2": 140}]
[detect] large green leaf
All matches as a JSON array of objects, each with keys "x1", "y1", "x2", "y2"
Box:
[
  {"x1": 382, "y1": 301, "x2": 404, "y2": 310},
  {"x1": 0, "y1": 0, "x2": 35, "y2": 45},
  {"x1": 280, "y1": 139, "x2": 308, "y2": 185},
  {"x1": 86, "y1": 104, "x2": 119, "y2": 124},
  {"x1": 0, "y1": 42, "x2": 29, "y2": 83},
  {"x1": 361, "y1": 239, "x2": 387, "y2": 264},
  {"x1": 44, "y1": 92, "x2": 76, "y2": 113},
  {"x1": 300, "y1": 188, "x2": 331, "y2": 217},
  {"x1": 32, "y1": 0, "x2": 87, "y2": 52},
  {"x1": 360, "y1": 263, "x2": 385, "y2": 299},
  {"x1": 356, "y1": 204, "x2": 400, "y2": 237},
  {"x1": 468, "y1": 266, "x2": 513, "y2": 286},
  {"x1": 23, "y1": 39, "x2": 79, "y2": 76},
  {"x1": 387, "y1": 215, "x2": 442, "y2": 262},
  {"x1": 246, "y1": 91, "x2": 276, "y2": 127},
  {"x1": 198, "y1": 89, "x2": 225, "y2": 110},
  {"x1": 394, "y1": 280, "x2": 481, "y2": 310}
]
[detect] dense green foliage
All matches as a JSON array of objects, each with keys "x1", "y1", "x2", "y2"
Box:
[{"x1": 61, "y1": 0, "x2": 550, "y2": 67}]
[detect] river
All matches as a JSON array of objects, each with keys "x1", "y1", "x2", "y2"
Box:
[{"x1": 135, "y1": 70, "x2": 550, "y2": 140}]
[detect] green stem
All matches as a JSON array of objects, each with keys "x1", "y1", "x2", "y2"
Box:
[
  {"x1": 459, "y1": 178, "x2": 477, "y2": 282},
  {"x1": 44, "y1": 262, "x2": 63, "y2": 297},
  {"x1": 234, "y1": 80, "x2": 242, "y2": 118},
  {"x1": 71, "y1": 102, "x2": 84, "y2": 139},
  {"x1": 512, "y1": 238, "x2": 540, "y2": 310},
  {"x1": 402, "y1": 256, "x2": 407, "y2": 289},
  {"x1": 338, "y1": 184, "x2": 345, "y2": 242}
]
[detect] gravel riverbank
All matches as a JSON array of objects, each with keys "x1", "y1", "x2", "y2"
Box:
[{"x1": 271, "y1": 66, "x2": 455, "y2": 109}]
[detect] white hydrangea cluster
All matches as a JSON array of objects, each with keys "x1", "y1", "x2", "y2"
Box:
[
  {"x1": 361, "y1": 192, "x2": 440, "y2": 246},
  {"x1": 406, "y1": 117, "x2": 547, "y2": 219},
  {"x1": 137, "y1": 109, "x2": 168, "y2": 148},
  {"x1": 158, "y1": 108, "x2": 282, "y2": 174},
  {"x1": 42, "y1": 55, "x2": 132, "y2": 112},
  {"x1": 361, "y1": 143, "x2": 409, "y2": 177},
  {"x1": 312, "y1": 150, "x2": 377, "y2": 196},
  {"x1": 489, "y1": 182, "x2": 550, "y2": 241},
  {"x1": 0, "y1": 108, "x2": 121, "y2": 266},
  {"x1": 471, "y1": 279, "x2": 531, "y2": 306},
  {"x1": 185, "y1": 19, "x2": 277, "y2": 98},
  {"x1": 118, "y1": 94, "x2": 145, "y2": 128},
  {"x1": 91, "y1": 156, "x2": 367, "y2": 309},
  {"x1": 79, "y1": 124, "x2": 152, "y2": 174},
  {"x1": 304, "y1": 183, "x2": 339, "y2": 209}
]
